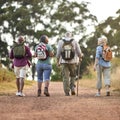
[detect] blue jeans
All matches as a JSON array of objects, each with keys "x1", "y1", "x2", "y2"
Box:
[{"x1": 36, "y1": 63, "x2": 52, "y2": 82}]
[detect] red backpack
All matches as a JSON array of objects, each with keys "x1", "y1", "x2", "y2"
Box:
[{"x1": 36, "y1": 42, "x2": 49, "y2": 60}]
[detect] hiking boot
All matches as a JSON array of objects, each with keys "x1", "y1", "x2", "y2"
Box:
[
  {"x1": 106, "y1": 91, "x2": 110, "y2": 96},
  {"x1": 37, "y1": 89, "x2": 41, "y2": 97},
  {"x1": 44, "y1": 87, "x2": 50, "y2": 97},
  {"x1": 65, "y1": 92, "x2": 70, "y2": 96},
  {"x1": 71, "y1": 90, "x2": 76, "y2": 95},
  {"x1": 71, "y1": 87, "x2": 76, "y2": 95}
]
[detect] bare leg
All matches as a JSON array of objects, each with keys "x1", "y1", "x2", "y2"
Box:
[
  {"x1": 106, "y1": 85, "x2": 110, "y2": 96},
  {"x1": 16, "y1": 78, "x2": 20, "y2": 92},
  {"x1": 44, "y1": 81, "x2": 49, "y2": 88},
  {"x1": 44, "y1": 81, "x2": 50, "y2": 96},
  {"x1": 37, "y1": 82, "x2": 42, "y2": 97},
  {"x1": 98, "y1": 89, "x2": 101, "y2": 94},
  {"x1": 20, "y1": 77, "x2": 24, "y2": 93}
]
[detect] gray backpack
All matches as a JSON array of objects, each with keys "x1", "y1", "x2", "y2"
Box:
[{"x1": 61, "y1": 39, "x2": 75, "y2": 60}]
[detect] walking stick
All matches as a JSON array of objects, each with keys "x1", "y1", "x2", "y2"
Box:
[{"x1": 76, "y1": 62, "x2": 81, "y2": 96}]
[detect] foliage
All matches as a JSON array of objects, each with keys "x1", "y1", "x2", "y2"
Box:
[
  {"x1": 86, "y1": 9, "x2": 120, "y2": 59},
  {"x1": 111, "y1": 57, "x2": 120, "y2": 72},
  {"x1": 0, "y1": 0, "x2": 96, "y2": 40},
  {"x1": 0, "y1": 64, "x2": 15, "y2": 82},
  {"x1": 0, "y1": 0, "x2": 97, "y2": 78},
  {"x1": 51, "y1": 58, "x2": 62, "y2": 81},
  {"x1": 0, "y1": 39, "x2": 9, "y2": 67}
]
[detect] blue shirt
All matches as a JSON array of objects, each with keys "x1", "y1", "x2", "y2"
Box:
[{"x1": 95, "y1": 45, "x2": 111, "y2": 67}]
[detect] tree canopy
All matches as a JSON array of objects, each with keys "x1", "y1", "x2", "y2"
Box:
[{"x1": 0, "y1": 0, "x2": 119, "y2": 79}]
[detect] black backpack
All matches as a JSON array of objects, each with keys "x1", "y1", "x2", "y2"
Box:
[{"x1": 61, "y1": 39, "x2": 75, "y2": 60}]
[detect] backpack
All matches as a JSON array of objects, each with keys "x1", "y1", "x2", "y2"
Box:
[
  {"x1": 102, "y1": 45, "x2": 112, "y2": 62},
  {"x1": 61, "y1": 39, "x2": 75, "y2": 60},
  {"x1": 13, "y1": 42, "x2": 26, "y2": 59},
  {"x1": 36, "y1": 42, "x2": 49, "y2": 60}
]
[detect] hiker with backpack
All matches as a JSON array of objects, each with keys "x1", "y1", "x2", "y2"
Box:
[
  {"x1": 9, "y1": 36, "x2": 32, "y2": 97},
  {"x1": 34, "y1": 35, "x2": 54, "y2": 97},
  {"x1": 56, "y1": 32, "x2": 83, "y2": 96},
  {"x1": 94, "y1": 36, "x2": 112, "y2": 96}
]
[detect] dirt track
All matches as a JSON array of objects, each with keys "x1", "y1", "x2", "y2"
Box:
[{"x1": 0, "y1": 82, "x2": 120, "y2": 120}]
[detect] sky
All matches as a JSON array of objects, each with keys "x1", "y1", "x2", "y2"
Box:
[{"x1": 83, "y1": 0, "x2": 120, "y2": 22}]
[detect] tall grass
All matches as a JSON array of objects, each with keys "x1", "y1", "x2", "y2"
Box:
[
  {"x1": 81, "y1": 58, "x2": 120, "y2": 91},
  {"x1": 0, "y1": 67, "x2": 16, "y2": 82},
  {"x1": 0, "y1": 64, "x2": 36, "y2": 94},
  {"x1": 110, "y1": 58, "x2": 120, "y2": 91}
]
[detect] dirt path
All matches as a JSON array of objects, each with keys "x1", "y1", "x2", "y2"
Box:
[{"x1": 0, "y1": 82, "x2": 120, "y2": 120}]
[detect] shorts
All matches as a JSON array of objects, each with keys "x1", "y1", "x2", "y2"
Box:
[
  {"x1": 14, "y1": 65, "x2": 27, "y2": 79},
  {"x1": 36, "y1": 63, "x2": 52, "y2": 82}
]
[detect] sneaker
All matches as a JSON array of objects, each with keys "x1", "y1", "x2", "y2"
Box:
[
  {"x1": 19, "y1": 92, "x2": 25, "y2": 97},
  {"x1": 44, "y1": 87, "x2": 50, "y2": 96},
  {"x1": 16, "y1": 92, "x2": 21, "y2": 96},
  {"x1": 95, "y1": 92, "x2": 101, "y2": 97},
  {"x1": 106, "y1": 91, "x2": 110, "y2": 96},
  {"x1": 37, "y1": 89, "x2": 41, "y2": 97}
]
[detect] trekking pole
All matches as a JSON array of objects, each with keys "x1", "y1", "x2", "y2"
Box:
[{"x1": 76, "y1": 62, "x2": 81, "y2": 96}]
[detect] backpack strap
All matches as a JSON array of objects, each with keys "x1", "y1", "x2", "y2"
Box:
[
  {"x1": 62, "y1": 39, "x2": 74, "y2": 44},
  {"x1": 62, "y1": 39, "x2": 74, "y2": 48}
]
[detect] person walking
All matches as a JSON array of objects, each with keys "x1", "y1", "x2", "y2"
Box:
[
  {"x1": 9, "y1": 36, "x2": 32, "y2": 97},
  {"x1": 56, "y1": 32, "x2": 82, "y2": 96},
  {"x1": 94, "y1": 37, "x2": 111, "y2": 96},
  {"x1": 34, "y1": 35, "x2": 54, "y2": 97}
]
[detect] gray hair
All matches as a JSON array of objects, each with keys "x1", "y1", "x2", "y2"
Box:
[
  {"x1": 65, "y1": 32, "x2": 73, "y2": 38},
  {"x1": 98, "y1": 36, "x2": 108, "y2": 45}
]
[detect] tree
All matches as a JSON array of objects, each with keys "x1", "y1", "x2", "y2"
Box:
[
  {"x1": 0, "y1": 0, "x2": 97, "y2": 79},
  {"x1": 93, "y1": 9, "x2": 120, "y2": 57},
  {"x1": 0, "y1": 0, "x2": 97, "y2": 40},
  {"x1": 84, "y1": 9, "x2": 120, "y2": 72}
]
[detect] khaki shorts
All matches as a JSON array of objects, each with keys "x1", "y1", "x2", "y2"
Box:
[{"x1": 14, "y1": 65, "x2": 27, "y2": 78}]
